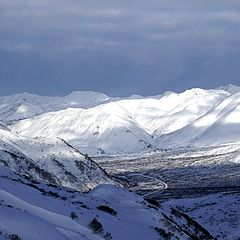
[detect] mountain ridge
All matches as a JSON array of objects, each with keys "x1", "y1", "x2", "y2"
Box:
[{"x1": 8, "y1": 85, "x2": 240, "y2": 155}]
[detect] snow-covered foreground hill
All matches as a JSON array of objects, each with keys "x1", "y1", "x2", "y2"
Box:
[
  {"x1": 0, "y1": 166, "x2": 215, "y2": 240},
  {"x1": 9, "y1": 84, "x2": 240, "y2": 155}
]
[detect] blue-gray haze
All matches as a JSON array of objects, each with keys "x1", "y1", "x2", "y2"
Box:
[{"x1": 0, "y1": 0, "x2": 240, "y2": 96}]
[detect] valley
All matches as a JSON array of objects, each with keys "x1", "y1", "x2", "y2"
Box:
[{"x1": 95, "y1": 144, "x2": 240, "y2": 199}]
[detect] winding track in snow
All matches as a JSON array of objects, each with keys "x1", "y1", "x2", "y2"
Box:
[{"x1": 127, "y1": 173, "x2": 168, "y2": 198}]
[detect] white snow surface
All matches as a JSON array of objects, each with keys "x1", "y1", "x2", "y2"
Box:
[{"x1": 9, "y1": 85, "x2": 240, "y2": 154}]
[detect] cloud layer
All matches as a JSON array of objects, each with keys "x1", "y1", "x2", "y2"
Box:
[{"x1": 0, "y1": 0, "x2": 240, "y2": 96}]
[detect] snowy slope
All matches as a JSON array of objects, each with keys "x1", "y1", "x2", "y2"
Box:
[
  {"x1": 0, "y1": 128, "x2": 114, "y2": 191},
  {"x1": 157, "y1": 91, "x2": 240, "y2": 148},
  {"x1": 117, "y1": 88, "x2": 228, "y2": 136},
  {"x1": 11, "y1": 103, "x2": 156, "y2": 155},
  {"x1": 0, "y1": 167, "x2": 110, "y2": 240},
  {"x1": 162, "y1": 191, "x2": 240, "y2": 240}
]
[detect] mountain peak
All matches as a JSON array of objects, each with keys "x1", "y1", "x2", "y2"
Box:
[{"x1": 216, "y1": 84, "x2": 240, "y2": 94}]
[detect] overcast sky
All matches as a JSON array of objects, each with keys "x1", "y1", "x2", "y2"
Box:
[{"x1": 0, "y1": 0, "x2": 240, "y2": 96}]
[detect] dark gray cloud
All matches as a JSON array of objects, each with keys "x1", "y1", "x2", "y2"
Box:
[{"x1": 0, "y1": 0, "x2": 240, "y2": 96}]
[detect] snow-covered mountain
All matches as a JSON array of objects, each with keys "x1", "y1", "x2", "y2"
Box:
[
  {"x1": 216, "y1": 83, "x2": 240, "y2": 94},
  {"x1": 0, "y1": 128, "x2": 114, "y2": 192},
  {"x1": 0, "y1": 91, "x2": 111, "y2": 123},
  {"x1": 157, "y1": 90, "x2": 240, "y2": 148},
  {"x1": 11, "y1": 103, "x2": 156, "y2": 154},
  {"x1": 9, "y1": 84, "x2": 240, "y2": 155}
]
